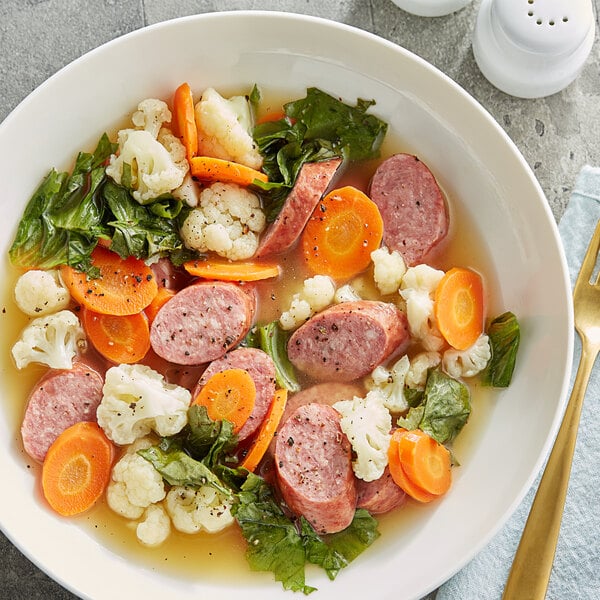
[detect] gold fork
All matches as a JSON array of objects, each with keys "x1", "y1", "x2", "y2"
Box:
[{"x1": 502, "y1": 219, "x2": 600, "y2": 600}]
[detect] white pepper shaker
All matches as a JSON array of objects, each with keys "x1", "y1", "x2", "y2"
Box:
[
  {"x1": 390, "y1": 0, "x2": 474, "y2": 17},
  {"x1": 473, "y1": 0, "x2": 596, "y2": 98}
]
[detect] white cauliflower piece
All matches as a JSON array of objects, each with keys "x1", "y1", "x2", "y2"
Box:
[
  {"x1": 334, "y1": 391, "x2": 392, "y2": 482},
  {"x1": 279, "y1": 275, "x2": 336, "y2": 330},
  {"x1": 371, "y1": 246, "x2": 407, "y2": 295},
  {"x1": 11, "y1": 309, "x2": 85, "y2": 370},
  {"x1": 13, "y1": 269, "x2": 70, "y2": 316},
  {"x1": 180, "y1": 182, "x2": 266, "y2": 260},
  {"x1": 406, "y1": 351, "x2": 442, "y2": 390},
  {"x1": 366, "y1": 355, "x2": 410, "y2": 413},
  {"x1": 106, "y1": 128, "x2": 188, "y2": 204},
  {"x1": 172, "y1": 172, "x2": 201, "y2": 207},
  {"x1": 165, "y1": 485, "x2": 234, "y2": 534},
  {"x1": 97, "y1": 364, "x2": 191, "y2": 445},
  {"x1": 136, "y1": 504, "x2": 171, "y2": 547},
  {"x1": 334, "y1": 283, "x2": 362, "y2": 304},
  {"x1": 443, "y1": 334, "x2": 491, "y2": 379},
  {"x1": 132, "y1": 98, "x2": 172, "y2": 139},
  {"x1": 400, "y1": 264, "x2": 446, "y2": 351},
  {"x1": 194, "y1": 87, "x2": 262, "y2": 169},
  {"x1": 106, "y1": 448, "x2": 166, "y2": 519}
]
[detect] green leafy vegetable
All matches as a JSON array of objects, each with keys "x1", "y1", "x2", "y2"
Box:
[
  {"x1": 234, "y1": 473, "x2": 379, "y2": 594},
  {"x1": 481, "y1": 311, "x2": 521, "y2": 387},
  {"x1": 253, "y1": 87, "x2": 387, "y2": 220},
  {"x1": 397, "y1": 369, "x2": 471, "y2": 445},
  {"x1": 245, "y1": 322, "x2": 301, "y2": 392}
]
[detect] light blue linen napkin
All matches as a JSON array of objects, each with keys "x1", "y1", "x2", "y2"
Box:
[{"x1": 436, "y1": 165, "x2": 600, "y2": 600}]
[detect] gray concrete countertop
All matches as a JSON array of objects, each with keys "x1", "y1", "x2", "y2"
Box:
[{"x1": 1, "y1": 1, "x2": 598, "y2": 599}]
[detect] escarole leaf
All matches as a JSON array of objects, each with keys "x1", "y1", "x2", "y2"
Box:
[
  {"x1": 253, "y1": 87, "x2": 387, "y2": 221},
  {"x1": 481, "y1": 311, "x2": 521, "y2": 387},
  {"x1": 397, "y1": 369, "x2": 471, "y2": 445},
  {"x1": 234, "y1": 474, "x2": 379, "y2": 594},
  {"x1": 9, "y1": 133, "x2": 116, "y2": 273}
]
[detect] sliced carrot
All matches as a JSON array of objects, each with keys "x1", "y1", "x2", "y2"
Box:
[
  {"x1": 42, "y1": 421, "x2": 113, "y2": 517},
  {"x1": 193, "y1": 368, "x2": 256, "y2": 434},
  {"x1": 60, "y1": 246, "x2": 158, "y2": 316},
  {"x1": 190, "y1": 156, "x2": 268, "y2": 187},
  {"x1": 240, "y1": 388, "x2": 288, "y2": 472},
  {"x1": 397, "y1": 429, "x2": 452, "y2": 496},
  {"x1": 81, "y1": 307, "x2": 150, "y2": 364},
  {"x1": 173, "y1": 82, "x2": 198, "y2": 162},
  {"x1": 301, "y1": 186, "x2": 384, "y2": 280},
  {"x1": 256, "y1": 110, "x2": 287, "y2": 124},
  {"x1": 434, "y1": 266, "x2": 484, "y2": 350},
  {"x1": 144, "y1": 286, "x2": 175, "y2": 324},
  {"x1": 387, "y1": 430, "x2": 437, "y2": 503},
  {"x1": 183, "y1": 258, "x2": 280, "y2": 282}
]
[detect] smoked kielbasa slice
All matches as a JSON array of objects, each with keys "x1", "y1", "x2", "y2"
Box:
[
  {"x1": 193, "y1": 347, "x2": 277, "y2": 441},
  {"x1": 356, "y1": 466, "x2": 407, "y2": 514},
  {"x1": 369, "y1": 153, "x2": 448, "y2": 266},
  {"x1": 287, "y1": 300, "x2": 409, "y2": 382},
  {"x1": 255, "y1": 158, "x2": 342, "y2": 257},
  {"x1": 275, "y1": 403, "x2": 356, "y2": 534},
  {"x1": 149, "y1": 281, "x2": 256, "y2": 365},
  {"x1": 21, "y1": 361, "x2": 104, "y2": 462}
]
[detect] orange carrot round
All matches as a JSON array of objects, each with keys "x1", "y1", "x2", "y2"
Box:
[
  {"x1": 60, "y1": 246, "x2": 158, "y2": 316},
  {"x1": 183, "y1": 259, "x2": 280, "y2": 282},
  {"x1": 301, "y1": 186, "x2": 384, "y2": 280},
  {"x1": 434, "y1": 266, "x2": 484, "y2": 350},
  {"x1": 193, "y1": 368, "x2": 256, "y2": 434},
  {"x1": 190, "y1": 156, "x2": 268, "y2": 187},
  {"x1": 173, "y1": 82, "x2": 198, "y2": 162},
  {"x1": 144, "y1": 286, "x2": 175, "y2": 324},
  {"x1": 387, "y1": 431, "x2": 437, "y2": 503},
  {"x1": 240, "y1": 388, "x2": 288, "y2": 472},
  {"x1": 81, "y1": 307, "x2": 150, "y2": 364},
  {"x1": 42, "y1": 421, "x2": 113, "y2": 517},
  {"x1": 397, "y1": 429, "x2": 452, "y2": 496}
]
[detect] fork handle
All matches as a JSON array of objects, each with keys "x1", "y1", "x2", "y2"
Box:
[{"x1": 502, "y1": 336, "x2": 599, "y2": 600}]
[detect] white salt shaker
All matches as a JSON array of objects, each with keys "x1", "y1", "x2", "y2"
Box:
[
  {"x1": 473, "y1": 0, "x2": 596, "y2": 98},
  {"x1": 390, "y1": 0, "x2": 474, "y2": 17}
]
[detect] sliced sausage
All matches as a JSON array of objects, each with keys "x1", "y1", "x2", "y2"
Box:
[
  {"x1": 150, "y1": 281, "x2": 257, "y2": 365},
  {"x1": 150, "y1": 257, "x2": 193, "y2": 290},
  {"x1": 193, "y1": 347, "x2": 277, "y2": 441},
  {"x1": 356, "y1": 466, "x2": 407, "y2": 514},
  {"x1": 275, "y1": 403, "x2": 356, "y2": 534},
  {"x1": 21, "y1": 361, "x2": 104, "y2": 462},
  {"x1": 369, "y1": 153, "x2": 448, "y2": 266},
  {"x1": 255, "y1": 158, "x2": 342, "y2": 257},
  {"x1": 287, "y1": 300, "x2": 410, "y2": 382}
]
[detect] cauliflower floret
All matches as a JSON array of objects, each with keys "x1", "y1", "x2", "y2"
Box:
[
  {"x1": 97, "y1": 364, "x2": 191, "y2": 445},
  {"x1": 443, "y1": 334, "x2": 491, "y2": 379},
  {"x1": 334, "y1": 391, "x2": 392, "y2": 482},
  {"x1": 131, "y1": 98, "x2": 172, "y2": 139},
  {"x1": 406, "y1": 351, "x2": 442, "y2": 390},
  {"x1": 106, "y1": 449, "x2": 166, "y2": 519},
  {"x1": 106, "y1": 128, "x2": 188, "y2": 204},
  {"x1": 136, "y1": 504, "x2": 171, "y2": 547},
  {"x1": 180, "y1": 182, "x2": 266, "y2": 260},
  {"x1": 11, "y1": 309, "x2": 85, "y2": 370},
  {"x1": 334, "y1": 283, "x2": 362, "y2": 304},
  {"x1": 366, "y1": 355, "x2": 410, "y2": 413},
  {"x1": 13, "y1": 269, "x2": 70, "y2": 316},
  {"x1": 399, "y1": 264, "x2": 446, "y2": 351},
  {"x1": 172, "y1": 172, "x2": 201, "y2": 207},
  {"x1": 165, "y1": 485, "x2": 234, "y2": 534},
  {"x1": 371, "y1": 246, "x2": 407, "y2": 295},
  {"x1": 279, "y1": 275, "x2": 336, "y2": 330},
  {"x1": 194, "y1": 87, "x2": 262, "y2": 169}
]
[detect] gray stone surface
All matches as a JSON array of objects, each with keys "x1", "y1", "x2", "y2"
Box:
[{"x1": 0, "y1": 1, "x2": 598, "y2": 598}]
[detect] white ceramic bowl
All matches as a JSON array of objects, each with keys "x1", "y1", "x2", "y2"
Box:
[{"x1": 0, "y1": 11, "x2": 573, "y2": 600}]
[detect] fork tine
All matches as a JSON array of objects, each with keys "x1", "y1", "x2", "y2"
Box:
[{"x1": 576, "y1": 219, "x2": 600, "y2": 288}]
